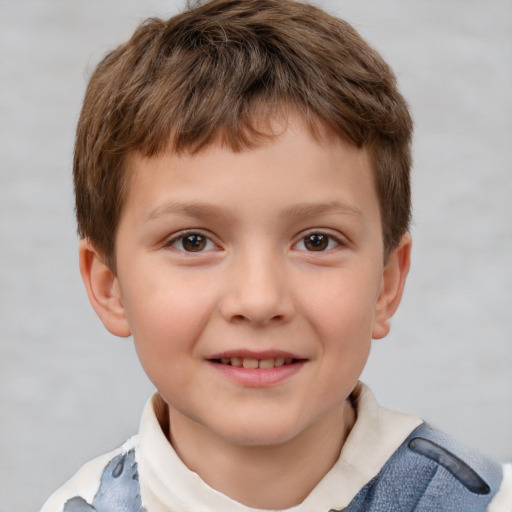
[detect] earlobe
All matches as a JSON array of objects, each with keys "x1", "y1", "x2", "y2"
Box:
[
  {"x1": 79, "y1": 239, "x2": 131, "y2": 338},
  {"x1": 372, "y1": 234, "x2": 412, "y2": 340}
]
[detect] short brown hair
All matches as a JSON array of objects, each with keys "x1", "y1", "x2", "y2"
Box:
[{"x1": 74, "y1": 0, "x2": 413, "y2": 267}]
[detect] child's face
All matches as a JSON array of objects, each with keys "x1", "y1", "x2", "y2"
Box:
[{"x1": 83, "y1": 118, "x2": 409, "y2": 448}]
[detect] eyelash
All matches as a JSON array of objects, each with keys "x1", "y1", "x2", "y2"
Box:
[
  {"x1": 293, "y1": 232, "x2": 343, "y2": 252},
  {"x1": 165, "y1": 231, "x2": 217, "y2": 253},
  {"x1": 164, "y1": 230, "x2": 344, "y2": 254}
]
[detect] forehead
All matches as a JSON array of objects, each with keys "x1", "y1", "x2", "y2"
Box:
[
  {"x1": 125, "y1": 110, "x2": 362, "y2": 180},
  {"x1": 121, "y1": 118, "x2": 379, "y2": 229}
]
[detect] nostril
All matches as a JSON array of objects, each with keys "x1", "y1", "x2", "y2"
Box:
[
  {"x1": 269, "y1": 313, "x2": 286, "y2": 323},
  {"x1": 219, "y1": 290, "x2": 295, "y2": 325},
  {"x1": 230, "y1": 313, "x2": 285, "y2": 324}
]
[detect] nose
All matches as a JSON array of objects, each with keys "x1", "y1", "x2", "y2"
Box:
[{"x1": 219, "y1": 249, "x2": 295, "y2": 326}]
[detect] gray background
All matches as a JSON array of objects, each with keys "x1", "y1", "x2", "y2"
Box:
[{"x1": 1, "y1": 1, "x2": 511, "y2": 510}]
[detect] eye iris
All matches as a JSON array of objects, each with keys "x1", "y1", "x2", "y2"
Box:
[
  {"x1": 182, "y1": 234, "x2": 206, "y2": 252},
  {"x1": 304, "y1": 234, "x2": 328, "y2": 251}
]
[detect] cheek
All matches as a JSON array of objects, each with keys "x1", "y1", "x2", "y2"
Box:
[
  {"x1": 299, "y1": 271, "x2": 377, "y2": 389},
  {"x1": 121, "y1": 271, "x2": 218, "y2": 362},
  {"x1": 128, "y1": 293, "x2": 211, "y2": 395},
  {"x1": 301, "y1": 271, "x2": 379, "y2": 339}
]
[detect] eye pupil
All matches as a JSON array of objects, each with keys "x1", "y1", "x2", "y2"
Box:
[
  {"x1": 182, "y1": 234, "x2": 206, "y2": 252},
  {"x1": 304, "y1": 234, "x2": 328, "y2": 251}
]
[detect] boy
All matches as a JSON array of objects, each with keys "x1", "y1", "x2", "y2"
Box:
[{"x1": 41, "y1": 0, "x2": 512, "y2": 510}]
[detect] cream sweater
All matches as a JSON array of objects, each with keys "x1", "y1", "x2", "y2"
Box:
[{"x1": 41, "y1": 383, "x2": 512, "y2": 511}]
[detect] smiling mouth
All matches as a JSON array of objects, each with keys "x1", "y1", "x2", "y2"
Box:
[{"x1": 210, "y1": 357, "x2": 301, "y2": 369}]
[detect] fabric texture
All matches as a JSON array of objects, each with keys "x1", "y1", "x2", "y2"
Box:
[
  {"x1": 40, "y1": 383, "x2": 512, "y2": 512},
  {"x1": 338, "y1": 423, "x2": 503, "y2": 512},
  {"x1": 61, "y1": 449, "x2": 145, "y2": 512}
]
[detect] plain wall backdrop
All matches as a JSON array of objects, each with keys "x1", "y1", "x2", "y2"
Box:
[{"x1": 0, "y1": 1, "x2": 511, "y2": 510}]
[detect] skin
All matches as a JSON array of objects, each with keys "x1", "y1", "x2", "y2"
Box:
[{"x1": 80, "y1": 118, "x2": 411, "y2": 509}]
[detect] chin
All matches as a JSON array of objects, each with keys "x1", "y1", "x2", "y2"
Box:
[{"x1": 216, "y1": 417, "x2": 306, "y2": 448}]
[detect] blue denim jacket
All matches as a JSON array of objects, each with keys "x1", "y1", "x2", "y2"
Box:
[{"x1": 336, "y1": 423, "x2": 502, "y2": 512}]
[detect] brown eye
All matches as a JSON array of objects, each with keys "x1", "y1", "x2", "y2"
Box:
[
  {"x1": 168, "y1": 232, "x2": 216, "y2": 253},
  {"x1": 181, "y1": 234, "x2": 207, "y2": 252},
  {"x1": 303, "y1": 233, "x2": 329, "y2": 251}
]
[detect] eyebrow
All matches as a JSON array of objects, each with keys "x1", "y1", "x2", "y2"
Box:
[
  {"x1": 145, "y1": 199, "x2": 364, "y2": 224},
  {"x1": 279, "y1": 201, "x2": 364, "y2": 221},
  {"x1": 145, "y1": 202, "x2": 229, "y2": 223}
]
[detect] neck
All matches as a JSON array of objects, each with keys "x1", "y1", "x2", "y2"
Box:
[{"x1": 165, "y1": 400, "x2": 355, "y2": 509}]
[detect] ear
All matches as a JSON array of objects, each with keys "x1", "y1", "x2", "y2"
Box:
[
  {"x1": 372, "y1": 234, "x2": 412, "y2": 340},
  {"x1": 79, "y1": 239, "x2": 131, "y2": 338}
]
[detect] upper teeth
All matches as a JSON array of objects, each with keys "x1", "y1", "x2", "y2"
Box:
[{"x1": 219, "y1": 357, "x2": 293, "y2": 368}]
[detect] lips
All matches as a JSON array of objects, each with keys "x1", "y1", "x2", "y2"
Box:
[
  {"x1": 211, "y1": 356, "x2": 295, "y2": 369},
  {"x1": 207, "y1": 352, "x2": 306, "y2": 385}
]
